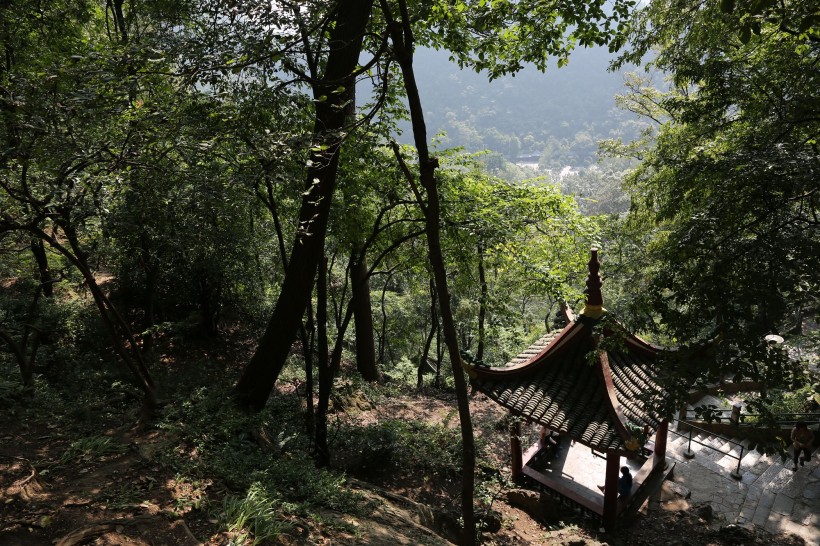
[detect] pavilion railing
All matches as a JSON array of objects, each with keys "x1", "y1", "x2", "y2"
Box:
[
  {"x1": 671, "y1": 423, "x2": 745, "y2": 480},
  {"x1": 520, "y1": 438, "x2": 605, "y2": 524},
  {"x1": 522, "y1": 472, "x2": 603, "y2": 524}
]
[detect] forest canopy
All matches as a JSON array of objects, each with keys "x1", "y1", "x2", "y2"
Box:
[{"x1": 0, "y1": 0, "x2": 817, "y2": 544}]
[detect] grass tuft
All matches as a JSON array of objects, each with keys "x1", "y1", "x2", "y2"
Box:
[{"x1": 60, "y1": 435, "x2": 125, "y2": 464}]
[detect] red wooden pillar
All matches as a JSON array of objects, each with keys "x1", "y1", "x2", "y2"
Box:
[
  {"x1": 654, "y1": 419, "x2": 669, "y2": 469},
  {"x1": 602, "y1": 451, "x2": 620, "y2": 531},
  {"x1": 511, "y1": 420, "x2": 523, "y2": 482}
]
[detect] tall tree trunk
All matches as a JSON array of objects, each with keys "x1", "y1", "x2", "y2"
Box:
[
  {"x1": 434, "y1": 318, "x2": 443, "y2": 388},
  {"x1": 303, "y1": 310, "x2": 316, "y2": 436},
  {"x1": 142, "y1": 270, "x2": 157, "y2": 352},
  {"x1": 476, "y1": 244, "x2": 487, "y2": 362},
  {"x1": 34, "y1": 226, "x2": 156, "y2": 414},
  {"x1": 384, "y1": 1, "x2": 476, "y2": 542},
  {"x1": 315, "y1": 257, "x2": 332, "y2": 467},
  {"x1": 327, "y1": 255, "x2": 357, "y2": 373},
  {"x1": 234, "y1": 0, "x2": 374, "y2": 411},
  {"x1": 377, "y1": 272, "x2": 393, "y2": 364},
  {"x1": 0, "y1": 328, "x2": 36, "y2": 391},
  {"x1": 261, "y1": 171, "x2": 317, "y2": 432},
  {"x1": 417, "y1": 277, "x2": 437, "y2": 391},
  {"x1": 30, "y1": 239, "x2": 53, "y2": 297},
  {"x1": 351, "y1": 248, "x2": 378, "y2": 381},
  {"x1": 139, "y1": 232, "x2": 158, "y2": 354}
]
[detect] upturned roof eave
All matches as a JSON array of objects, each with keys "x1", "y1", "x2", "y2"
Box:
[
  {"x1": 597, "y1": 351, "x2": 634, "y2": 448},
  {"x1": 467, "y1": 319, "x2": 589, "y2": 379}
]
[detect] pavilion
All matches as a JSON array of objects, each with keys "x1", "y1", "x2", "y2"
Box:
[{"x1": 464, "y1": 248, "x2": 672, "y2": 530}]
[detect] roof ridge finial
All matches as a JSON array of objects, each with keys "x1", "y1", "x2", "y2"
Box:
[{"x1": 582, "y1": 247, "x2": 605, "y2": 319}]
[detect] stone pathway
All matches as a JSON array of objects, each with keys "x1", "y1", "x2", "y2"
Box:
[{"x1": 665, "y1": 425, "x2": 819, "y2": 544}]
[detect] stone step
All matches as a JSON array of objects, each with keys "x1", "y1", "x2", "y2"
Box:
[
  {"x1": 720, "y1": 438, "x2": 741, "y2": 452},
  {"x1": 673, "y1": 431, "x2": 755, "y2": 478},
  {"x1": 750, "y1": 460, "x2": 788, "y2": 490},
  {"x1": 741, "y1": 446, "x2": 763, "y2": 466},
  {"x1": 749, "y1": 489, "x2": 778, "y2": 528},
  {"x1": 660, "y1": 416, "x2": 818, "y2": 545},
  {"x1": 692, "y1": 394, "x2": 725, "y2": 409},
  {"x1": 702, "y1": 437, "x2": 732, "y2": 461},
  {"x1": 735, "y1": 438, "x2": 753, "y2": 452},
  {"x1": 667, "y1": 433, "x2": 690, "y2": 452},
  {"x1": 706, "y1": 435, "x2": 723, "y2": 447},
  {"x1": 750, "y1": 450, "x2": 774, "y2": 468},
  {"x1": 717, "y1": 440, "x2": 747, "y2": 471},
  {"x1": 735, "y1": 495, "x2": 758, "y2": 525},
  {"x1": 687, "y1": 434, "x2": 715, "y2": 456},
  {"x1": 673, "y1": 435, "x2": 689, "y2": 452},
  {"x1": 703, "y1": 447, "x2": 727, "y2": 462},
  {"x1": 688, "y1": 450, "x2": 730, "y2": 476},
  {"x1": 666, "y1": 430, "x2": 756, "y2": 474},
  {"x1": 696, "y1": 433, "x2": 714, "y2": 445}
]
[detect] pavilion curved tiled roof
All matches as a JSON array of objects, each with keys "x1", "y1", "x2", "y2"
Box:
[{"x1": 466, "y1": 249, "x2": 670, "y2": 455}]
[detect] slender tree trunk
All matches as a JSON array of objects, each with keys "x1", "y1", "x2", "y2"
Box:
[
  {"x1": 234, "y1": 0, "x2": 374, "y2": 411},
  {"x1": 315, "y1": 257, "x2": 332, "y2": 467},
  {"x1": 351, "y1": 248, "x2": 378, "y2": 381},
  {"x1": 417, "y1": 277, "x2": 437, "y2": 391},
  {"x1": 139, "y1": 233, "x2": 157, "y2": 354},
  {"x1": 434, "y1": 321, "x2": 443, "y2": 388},
  {"x1": 328, "y1": 257, "x2": 356, "y2": 373},
  {"x1": 377, "y1": 273, "x2": 392, "y2": 364},
  {"x1": 417, "y1": 156, "x2": 477, "y2": 546},
  {"x1": 17, "y1": 287, "x2": 42, "y2": 392},
  {"x1": 476, "y1": 245, "x2": 487, "y2": 362},
  {"x1": 198, "y1": 275, "x2": 221, "y2": 337},
  {"x1": 142, "y1": 273, "x2": 156, "y2": 352},
  {"x1": 303, "y1": 310, "x2": 316, "y2": 436},
  {"x1": 35, "y1": 226, "x2": 156, "y2": 412},
  {"x1": 261, "y1": 172, "x2": 318, "y2": 432},
  {"x1": 0, "y1": 329, "x2": 33, "y2": 390},
  {"x1": 30, "y1": 239, "x2": 53, "y2": 297},
  {"x1": 384, "y1": 2, "x2": 476, "y2": 541},
  {"x1": 0, "y1": 276, "x2": 42, "y2": 393}
]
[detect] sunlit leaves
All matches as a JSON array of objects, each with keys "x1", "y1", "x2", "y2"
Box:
[
  {"x1": 609, "y1": 0, "x2": 819, "y2": 358},
  {"x1": 437, "y1": 152, "x2": 596, "y2": 313},
  {"x1": 417, "y1": 0, "x2": 637, "y2": 79}
]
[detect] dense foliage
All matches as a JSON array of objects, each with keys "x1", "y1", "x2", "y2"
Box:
[
  {"x1": 1, "y1": 0, "x2": 817, "y2": 544},
  {"x1": 604, "y1": 0, "x2": 819, "y2": 387}
]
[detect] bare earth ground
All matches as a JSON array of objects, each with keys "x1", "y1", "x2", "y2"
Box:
[{"x1": 0, "y1": 361, "x2": 810, "y2": 545}]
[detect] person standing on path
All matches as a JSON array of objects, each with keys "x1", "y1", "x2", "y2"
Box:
[{"x1": 791, "y1": 421, "x2": 814, "y2": 471}]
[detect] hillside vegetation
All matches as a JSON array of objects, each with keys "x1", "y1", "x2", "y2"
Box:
[{"x1": 1, "y1": 0, "x2": 817, "y2": 544}]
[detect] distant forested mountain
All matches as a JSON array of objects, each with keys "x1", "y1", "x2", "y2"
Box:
[{"x1": 402, "y1": 46, "x2": 646, "y2": 169}]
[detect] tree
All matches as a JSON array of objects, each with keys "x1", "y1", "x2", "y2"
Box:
[
  {"x1": 0, "y1": 0, "x2": 161, "y2": 411},
  {"x1": 0, "y1": 244, "x2": 45, "y2": 391},
  {"x1": 382, "y1": 0, "x2": 635, "y2": 540},
  {"x1": 383, "y1": 2, "x2": 480, "y2": 537},
  {"x1": 433, "y1": 155, "x2": 597, "y2": 363},
  {"x1": 605, "y1": 0, "x2": 819, "y2": 384},
  {"x1": 232, "y1": 0, "x2": 640, "y2": 411},
  {"x1": 234, "y1": 0, "x2": 377, "y2": 410},
  {"x1": 327, "y1": 140, "x2": 427, "y2": 380}
]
